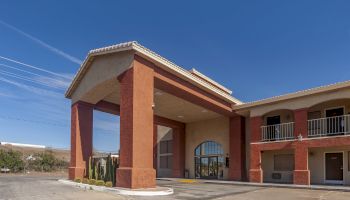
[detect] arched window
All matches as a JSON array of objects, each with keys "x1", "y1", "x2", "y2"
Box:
[
  {"x1": 194, "y1": 141, "x2": 224, "y2": 179},
  {"x1": 194, "y1": 141, "x2": 223, "y2": 157}
]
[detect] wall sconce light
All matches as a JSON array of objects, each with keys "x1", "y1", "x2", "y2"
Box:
[{"x1": 298, "y1": 134, "x2": 303, "y2": 141}]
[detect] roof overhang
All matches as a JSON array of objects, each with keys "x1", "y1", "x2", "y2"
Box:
[
  {"x1": 65, "y1": 41, "x2": 242, "y2": 105},
  {"x1": 233, "y1": 80, "x2": 350, "y2": 110}
]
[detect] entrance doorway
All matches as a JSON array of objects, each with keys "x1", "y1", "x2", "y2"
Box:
[
  {"x1": 194, "y1": 141, "x2": 224, "y2": 179},
  {"x1": 199, "y1": 157, "x2": 218, "y2": 179},
  {"x1": 325, "y1": 152, "x2": 343, "y2": 184}
]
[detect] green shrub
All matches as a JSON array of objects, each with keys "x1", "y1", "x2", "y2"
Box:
[
  {"x1": 82, "y1": 178, "x2": 89, "y2": 184},
  {"x1": 105, "y1": 181, "x2": 113, "y2": 187},
  {"x1": 28, "y1": 152, "x2": 68, "y2": 172},
  {"x1": 74, "y1": 178, "x2": 81, "y2": 183},
  {"x1": 95, "y1": 180, "x2": 105, "y2": 186},
  {"x1": 0, "y1": 149, "x2": 24, "y2": 172},
  {"x1": 89, "y1": 179, "x2": 96, "y2": 185}
]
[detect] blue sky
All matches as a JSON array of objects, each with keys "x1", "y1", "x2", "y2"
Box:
[{"x1": 0, "y1": 1, "x2": 349, "y2": 151}]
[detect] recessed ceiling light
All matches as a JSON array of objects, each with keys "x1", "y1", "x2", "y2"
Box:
[
  {"x1": 155, "y1": 91, "x2": 163, "y2": 96},
  {"x1": 177, "y1": 115, "x2": 184, "y2": 118},
  {"x1": 201, "y1": 109, "x2": 208, "y2": 113}
]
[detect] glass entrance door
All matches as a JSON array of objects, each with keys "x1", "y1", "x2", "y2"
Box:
[
  {"x1": 194, "y1": 141, "x2": 224, "y2": 179},
  {"x1": 199, "y1": 156, "x2": 218, "y2": 179}
]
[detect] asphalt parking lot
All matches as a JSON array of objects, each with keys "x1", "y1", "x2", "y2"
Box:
[{"x1": 1, "y1": 174, "x2": 350, "y2": 200}]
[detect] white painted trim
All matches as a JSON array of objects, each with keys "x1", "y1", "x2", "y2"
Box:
[
  {"x1": 189, "y1": 68, "x2": 232, "y2": 94},
  {"x1": 251, "y1": 134, "x2": 350, "y2": 145},
  {"x1": 250, "y1": 138, "x2": 297, "y2": 145},
  {"x1": 323, "y1": 151, "x2": 344, "y2": 185}
]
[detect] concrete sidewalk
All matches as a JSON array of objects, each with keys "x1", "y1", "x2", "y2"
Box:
[{"x1": 157, "y1": 178, "x2": 350, "y2": 192}]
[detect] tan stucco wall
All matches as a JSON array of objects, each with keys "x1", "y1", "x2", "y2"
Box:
[
  {"x1": 249, "y1": 89, "x2": 350, "y2": 117},
  {"x1": 71, "y1": 51, "x2": 134, "y2": 104},
  {"x1": 309, "y1": 146, "x2": 350, "y2": 185},
  {"x1": 185, "y1": 116, "x2": 229, "y2": 179},
  {"x1": 261, "y1": 150, "x2": 294, "y2": 183}
]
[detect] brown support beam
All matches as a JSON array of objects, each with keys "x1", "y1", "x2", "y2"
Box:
[
  {"x1": 134, "y1": 55, "x2": 235, "y2": 116},
  {"x1": 94, "y1": 100, "x2": 120, "y2": 115}
]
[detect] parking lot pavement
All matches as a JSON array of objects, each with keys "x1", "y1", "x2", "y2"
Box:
[
  {"x1": 2, "y1": 175, "x2": 350, "y2": 200},
  {"x1": 0, "y1": 175, "x2": 126, "y2": 200}
]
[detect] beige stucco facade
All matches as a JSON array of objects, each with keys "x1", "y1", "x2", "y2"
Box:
[
  {"x1": 71, "y1": 52, "x2": 134, "y2": 104},
  {"x1": 185, "y1": 116, "x2": 230, "y2": 179},
  {"x1": 309, "y1": 146, "x2": 350, "y2": 185},
  {"x1": 261, "y1": 149, "x2": 294, "y2": 183}
]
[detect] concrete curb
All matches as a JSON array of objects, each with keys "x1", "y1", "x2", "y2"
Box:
[
  {"x1": 58, "y1": 179, "x2": 174, "y2": 196},
  {"x1": 157, "y1": 178, "x2": 350, "y2": 192}
]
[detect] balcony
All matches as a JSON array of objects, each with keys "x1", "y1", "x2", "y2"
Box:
[
  {"x1": 308, "y1": 114, "x2": 350, "y2": 137},
  {"x1": 261, "y1": 122, "x2": 295, "y2": 141}
]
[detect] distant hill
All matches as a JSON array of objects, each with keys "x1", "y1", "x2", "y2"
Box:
[{"x1": 0, "y1": 142, "x2": 70, "y2": 162}]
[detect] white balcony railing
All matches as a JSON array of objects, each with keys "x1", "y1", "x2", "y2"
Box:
[
  {"x1": 308, "y1": 114, "x2": 350, "y2": 137},
  {"x1": 261, "y1": 122, "x2": 295, "y2": 141}
]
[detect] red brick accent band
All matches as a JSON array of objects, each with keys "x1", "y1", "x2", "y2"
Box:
[
  {"x1": 229, "y1": 116, "x2": 246, "y2": 181},
  {"x1": 250, "y1": 116, "x2": 263, "y2": 143},
  {"x1": 172, "y1": 127, "x2": 186, "y2": 178},
  {"x1": 294, "y1": 108, "x2": 308, "y2": 138},
  {"x1": 249, "y1": 144, "x2": 262, "y2": 183}
]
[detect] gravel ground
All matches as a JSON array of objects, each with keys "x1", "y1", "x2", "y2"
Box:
[{"x1": 1, "y1": 174, "x2": 350, "y2": 200}]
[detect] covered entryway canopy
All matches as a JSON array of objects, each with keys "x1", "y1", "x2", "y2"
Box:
[{"x1": 65, "y1": 41, "x2": 243, "y2": 189}]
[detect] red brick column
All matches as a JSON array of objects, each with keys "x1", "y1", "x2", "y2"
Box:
[
  {"x1": 250, "y1": 116, "x2": 263, "y2": 143},
  {"x1": 116, "y1": 63, "x2": 156, "y2": 189},
  {"x1": 153, "y1": 124, "x2": 158, "y2": 171},
  {"x1": 249, "y1": 144, "x2": 262, "y2": 183},
  {"x1": 172, "y1": 127, "x2": 186, "y2": 178},
  {"x1": 68, "y1": 101, "x2": 93, "y2": 180},
  {"x1": 229, "y1": 116, "x2": 246, "y2": 181},
  {"x1": 293, "y1": 143, "x2": 310, "y2": 185},
  {"x1": 294, "y1": 108, "x2": 308, "y2": 139}
]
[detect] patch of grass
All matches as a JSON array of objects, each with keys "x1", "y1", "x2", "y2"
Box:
[
  {"x1": 95, "y1": 180, "x2": 105, "y2": 186},
  {"x1": 88, "y1": 179, "x2": 96, "y2": 185},
  {"x1": 74, "y1": 178, "x2": 81, "y2": 183},
  {"x1": 105, "y1": 181, "x2": 113, "y2": 187}
]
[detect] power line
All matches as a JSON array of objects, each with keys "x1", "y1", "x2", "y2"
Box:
[
  {"x1": 0, "y1": 63, "x2": 65, "y2": 85},
  {"x1": 0, "y1": 55, "x2": 72, "y2": 80},
  {"x1": 0, "y1": 20, "x2": 82, "y2": 65},
  {"x1": 0, "y1": 70, "x2": 65, "y2": 90}
]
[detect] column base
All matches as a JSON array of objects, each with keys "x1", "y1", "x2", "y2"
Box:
[
  {"x1": 68, "y1": 167, "x2": 85, "y2": 180},
  {"x1": 116, "y1": 167, "x2": 156, "y2": 189},
  {"x1": 249, "y1": 169, "x2": 262, "y2": 183},
  {"x1": 293, "y1": 170, "x2": 310, "y2": 185}
]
